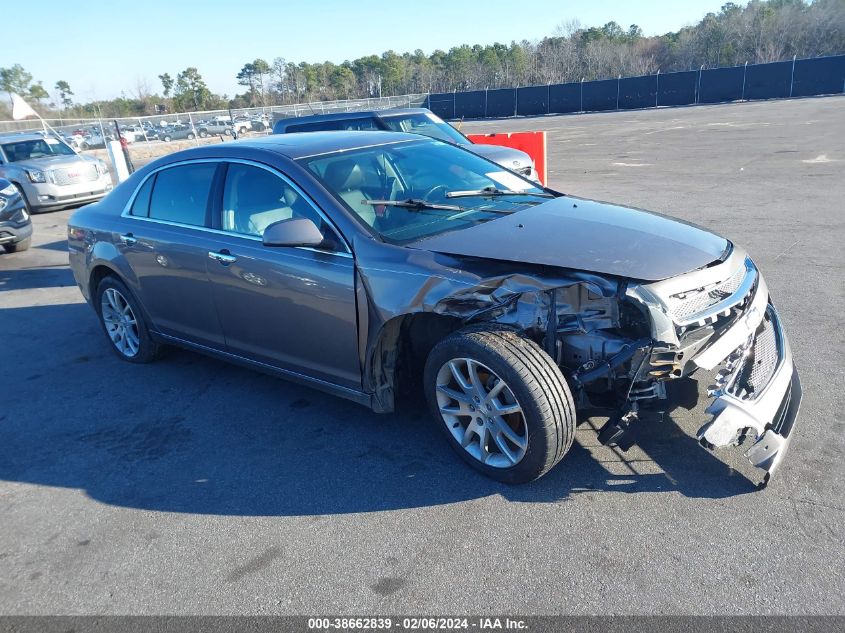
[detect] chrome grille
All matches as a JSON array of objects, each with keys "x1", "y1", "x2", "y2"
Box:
[
  {"x1": 51, "y1": 163, "x2": 98, "y2": 186},
  {"x1": 732, "y1": 312, "x2": 779, "y2": 399},
  {"x1": 670, "y1": 264, "x2": 745, "y2": 320}
]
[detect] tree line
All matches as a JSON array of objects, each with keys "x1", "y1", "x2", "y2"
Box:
[{"x1": 2, "y1": 0, "x2": 843, "y2": 120}]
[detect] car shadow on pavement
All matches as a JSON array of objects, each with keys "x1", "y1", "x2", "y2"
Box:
[
  {"x1": 33, "y1": 239, "x2": 69, "y2": 253},
  {"x1": 0, "y1": 265, "x2": 77, "y2": 291},
  {"x1": 0, "y1": 302, "x2": 759, "y2": 518}
]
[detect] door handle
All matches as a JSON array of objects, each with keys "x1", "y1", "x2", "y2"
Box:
[
  {"x1": 119, "y1": 233, "x2": 137, "y2": 246},
  {"x1": 208, "y1": 250, "x2": 237, "y2": 265}
]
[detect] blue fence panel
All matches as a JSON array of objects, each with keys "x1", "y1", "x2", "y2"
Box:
[
  {"x1": 583, "y1": 79, "x2": 618, "y2": 111},
  {"x1": 657, "y1": 70, "x2": 698, "y2": 106},
  {"x1": 699, "y1": 65, "x2": 744, "y2": 103},
  {"x1": 455, "y1": 91, "x2": 485, "y2": 119},
  {"x1": 791, "y1": 55, "x2": 845, "y2": 97},
  {"x1": 486, "y1": 88, "x2": 516, "y2": 117},
  {"x1": 427, "y1": 93, "x2": 454, "y2": 119},
  {"x1": 620, "y1": 75, "x2": 657, "y2": 109},
  {"x1": 516, "y1": 85, "x2": 549, "y2": 116},
  {"x1": 745, "y1": 61, "x2": 792, "y2": 100},
  {"x1": 428, "y1": 55, "x2": 842, "y2": 120},
  {"x1": 549, "y1": 82, "x2": 581, "y2": 113}
]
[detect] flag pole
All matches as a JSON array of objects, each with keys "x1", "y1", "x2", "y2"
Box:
[{"x1": 12, "y1": 93, "x2": 60, "y2": 139}]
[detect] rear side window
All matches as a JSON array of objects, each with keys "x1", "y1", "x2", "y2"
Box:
[
  {"x1": 129, "y1": 175, "x2": 154, "y2": 217},
  {"x1": 148, "y1": 162, "x2": 217, "y2": 226}
]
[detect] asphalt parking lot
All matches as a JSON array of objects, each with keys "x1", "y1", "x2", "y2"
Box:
[{"x1": 1, "y1": 96, "x2": 843, "y2": 615}]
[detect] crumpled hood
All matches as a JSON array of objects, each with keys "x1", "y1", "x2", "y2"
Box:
[
  {"x1": 411, "y1": 196, "x2": 729, "y2": 282},
  {"x1": 466, "y1": 143, "x2": 534, "y2": 169}
]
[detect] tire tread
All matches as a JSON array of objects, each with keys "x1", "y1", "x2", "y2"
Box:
[{"x1": 425, "y1": 325, "x2": 576, "y2": 483}]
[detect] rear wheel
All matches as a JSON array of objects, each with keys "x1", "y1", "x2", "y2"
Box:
[
  {"x1": 199, "y1": 129, "x2": 208, "y2": 138},
  {"x1": 187, "y1": 132, "x2": 195, "y2": 140},
  {"x1": 95, "y1": 276, "x2": 163, "y2": 363},
  {"x1": 424, "y1": 327, "x2": 576, "y2": 483},
  {"x1": 163, "y1": 134, "x2": 172, "y2": 142}
]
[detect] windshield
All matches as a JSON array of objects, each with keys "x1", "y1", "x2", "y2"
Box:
[
  {"x1": 380, "y1": 112, "x2": 469, "y2": 145},
  {"x1": 300, "y1": 139, "x2": 552, "y2": 244},
  {"x1": 1, "y1": 137, "x2": 76, "y2": 162}
]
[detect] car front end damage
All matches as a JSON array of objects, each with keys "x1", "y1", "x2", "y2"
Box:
[
  {"x1": 619, "y1": 246, "x2": 801, "y2": 485},
  {"x1": 360, "y1": 237, "x2": 800, "y2": 487}
]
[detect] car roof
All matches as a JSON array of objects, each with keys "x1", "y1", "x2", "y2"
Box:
[
  {"x1": 222, "y1": 130, "x2": 429, "y2": 159},
  {"x1": 0, "y1": 132, "x2": 49, "y2": 142},
  {"x1": 274, "y1": 107, "x2": 429, "y2": 127}
]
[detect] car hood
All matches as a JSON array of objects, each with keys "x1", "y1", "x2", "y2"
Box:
[
  {"x1": 465, "y1": 143, "x2": 533, "y2": 169},
  {"x1": 11, "y1": 154, "x2": 98, "y2": 171},
  {"x1": 410, "y1": 195, "x2": 729, "y2": 282}
]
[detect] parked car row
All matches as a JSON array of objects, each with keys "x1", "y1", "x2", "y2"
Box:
[
  {"x1": 51, "y1": 114, "x2": 272, "y2": 151},
  {"x1": 194, "y1": 114, "x2": 269, "y2": 137}
]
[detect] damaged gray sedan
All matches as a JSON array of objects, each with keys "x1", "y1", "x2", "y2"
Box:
[{"x1": 68, "y1": 131, "x2": 801, "y2": 486}]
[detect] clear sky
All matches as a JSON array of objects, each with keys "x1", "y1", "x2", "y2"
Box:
[{"x1": 1, "y1": 0, "x2": 730, "y2": 102}]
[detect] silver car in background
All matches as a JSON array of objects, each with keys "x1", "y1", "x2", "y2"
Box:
[
  {"x1": 0, "y1": 132, "x2": 112, "y2": 213},
  {"x1": 67, "y1": 132, "x2": 800, "y2": 487},
  {"x1": 272, "y1": 108, "x2": 542, "y2": 183}
]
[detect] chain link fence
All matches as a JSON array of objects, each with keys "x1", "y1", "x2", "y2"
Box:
[{"x1": 0, "y1": 93, "x2": 429, "y2": 144}]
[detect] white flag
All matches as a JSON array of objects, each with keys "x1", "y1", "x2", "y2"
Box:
[{"x1": 11, "y1": 93, "x2": 38, "y2": 120}]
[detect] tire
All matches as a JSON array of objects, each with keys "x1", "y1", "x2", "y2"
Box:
[
  {"x1": 3, "y1": 236, "x2": 31, "y2": 253},
  {"x1": 424, "y1": 327, "x2": 576, "y2": 484},
  {"x1": 79, "y1": 142, "x2": 89, "y2": 150},
  {"x1": 163, "y1": 135, "x2": 171, "y2": 142},
  {"x1": 199, "y1": 130, "x2": 208, "y2": 138},
  {"x1": 187, "y1": 132, "x2": 195, "y2": 140},
  {"x1": 12, "y1": 184, "x2": 34, "y2": 214},
  {"x1": 95, "y1": 276, "x2": 163, "y2": 364},
  {"x1": 239, "y1": 126, "x2": 248, "y2": 135}
]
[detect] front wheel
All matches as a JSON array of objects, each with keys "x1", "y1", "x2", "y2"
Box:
[
  {"x1": 95, "y1": 276, "x2": 163, "y2": 363},
  {"x1": 187, "y1": 132, "x2": 195, "y2": 140},
  {"x1": 424, "y1": 327, "x2": 576, "y2": 483},
  {"x1": 199, "y1": 130, "x2": 208, "y2": 138},
  {"x1": 3, "y1": 236, "x2": 31, "y2": 253},
  {"x1": 12, "y1": 184, "x2": 33, "y2": 214}
]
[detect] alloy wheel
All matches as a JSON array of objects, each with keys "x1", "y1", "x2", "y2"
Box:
[
  {"x1": 100, "y1": 288, "x2": 140, "y2": 358},
  {"x1": 435, "y1": 357, "x2": 528, "y2": 468}
]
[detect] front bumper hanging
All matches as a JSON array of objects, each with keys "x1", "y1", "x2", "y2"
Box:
[{"x1": 696, "y1": 301, "x2": 801, "y2": 486}]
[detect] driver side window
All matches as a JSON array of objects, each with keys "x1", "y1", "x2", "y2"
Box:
[{"x1": 221, "y1": 163, "x2": 335, "y2": 243}]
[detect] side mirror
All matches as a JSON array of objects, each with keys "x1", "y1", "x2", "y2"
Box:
[{"x1": 262, "y1": 217, "x2": 325, "y2": 248}]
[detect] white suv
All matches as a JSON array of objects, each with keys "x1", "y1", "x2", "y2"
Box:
[{"x1": 0, "y1": 133, "x2": 112, "y2": 213}]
